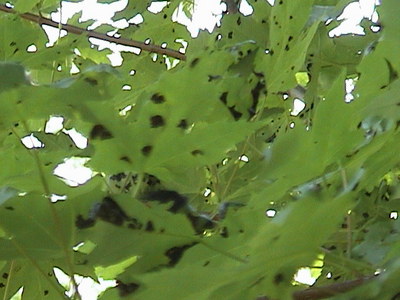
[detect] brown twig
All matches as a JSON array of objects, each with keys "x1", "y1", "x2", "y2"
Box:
[
  {"x1": 293, "y1": 276, "x2": 375, "y2": 299},
  {"x1": 256, "y1": 275, "x2": 376, "y2": 300},
  {"x1": 0, "y1": 4, "x2": 186, "y2": 61}
]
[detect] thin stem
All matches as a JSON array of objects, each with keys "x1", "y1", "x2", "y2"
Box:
[{"x1": 0, "y1": 4, "x2": 186, "y2": 61}]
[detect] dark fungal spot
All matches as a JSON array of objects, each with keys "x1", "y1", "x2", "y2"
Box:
[
  {"x1": 236, "y1": 17, "x2": 241, "y2": 25},
  {"x1": 203, "y1": 261, "x2": 210, "y2": 267},
  {"x1": 142, "y1": 190, "x2": 188, "y2": 213},
  {"x1": 165, "y1": 243, "x2": 197, "y2": 267},
  {"x1": 191, "y1": 149, "x2": 204, "y2": 156},
  {"x1": 44, "y1": 290, "x2": 49, "y2": 296},
  {"x1": 220, "y1": 226, "x2": 229, "y2": 238},
  {"x1": 228, "y1": 106, "x2": 242, "y2": 120},
  {"x1": 163, "y1": 14, "x2": 167, "y2": 19},
  {"x1": 84, "y1": 77, "x2": 98, "y2": 86},
  {"x1": 117, "y1": 281, "x2": 140, "y2": 297},
  {"x1": 5, "y1": 206, "x2": 14, "y2": 210},
  {"x1": 2, "y1": 273, "x2": 8, "y2": 279},
  {"x1": 150, "y1": 93, "x2": 165, "y2": 104},
  {"x1": 228, "y1": 31, "x2": 233, "y2": 39},
  {"x1": 75, "y1": 215, "x2": 95, "y2": 229},
  {"x1": 120, "y1": 156, "x2": 131, "y2": 163},
  {"x1": 219, "y1": 92, "x2": 228, "y2": 104},
  {"x1": 109, "y1": 172, "x2": 126, "y2": 181},
  {"x1": 145, "y1": 221, "x2": 155, "y2": 232},
  {"x1": 141, "y1": 145, "x2": 153, "y2": 156},
  {"x1": 362, "y1": 212, "x2": 369, "y2": 218},
  {"x1": 208, "y1": 75, "x2": 221, "y2": 81},
  {"x1": 90, "y1": 124, "x2": 113, "y2": 140},
  {"x1": 285, "y1": 45, "x2": 290, "y2": 51},
  {"x1": 150, "y1": 115, "x2": 165, "y2": 128},
  {"x1": 96, "y1": 197, "x2": 129, "y2": 226},
  {"x1": 274, "y1": 273, "x2": 284, "y2": 284},
  {"x1": 288, "y1": 36, "x2": 293, "y2": 42},
  {"x1": 177, "y1": 119, "x2": 188, "y2": 129},
  {"x1": 0, "y1": 283, "x2": 5, "y2": 288},
  {"x1": 190, "y1": 58, "x2": 199, "y2": 68},
  {"x1": 128, "y1": 218, "x2": 143, "y2": 230},
  {"x1": 289, "y1": 15, "x2": 293, "y2": 19},
  {"x1": 279, "y1": 0, "x2": 283, "y2": 4}
]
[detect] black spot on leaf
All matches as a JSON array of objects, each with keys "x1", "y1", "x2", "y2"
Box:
[
  {"x1": 2, "y1": 273, "x2": 8, "y2": 279},
  {"x1": 75, "y1": 215, "x2": 95, "y2": 229},
  {"x1": 191, "y1": 149, "x2": 204, "y2": 156},
  {"x1": 228, "y1": 106, "x2": 242, "y2": 120},
  {"x1": 220, "y1": 226, "x2": 229, "y2": 238},
  {"x1": 219, "y1": 92, "x2": 228, "y2": 104},
  {"x1": 145, "y1": 221, "x2": 155, "y2": 232},
  {"x1": 110, "y1": 172, "x2": 127, "y2": 181},
  {"x1": 142, "y1": 190, "x2": 188, "y2": 213},
  {"x1": 274, "y1": 273, "x2": 284, "y2": 284},
  {"x1": 96, "y1": 197, "x2": 129, "y2": 226},
  {"x1": 5, "y1": 206, "x2": 14, "y2": 211},
  {"x1": 165, "y1": 243, "x2": 197, "y2": 267},
  {"x1": 117, "y1": 281, "x2": 140, "y2": 297},
  {"x1": 288, "y1": 36, "x2": 293, "y2": 42},
  {"x1": 208, "y1": 75, "x2": 221, "y2": 81},
  {"x1": 128, "y1": 218, "x2": 143, "y2": 230},
  {"x1": 84, "y1": 77, "x2": 98, "y2": 86},
  {"x1": 228, "y1": 31, "x2": 233, "y2": 39},
  {"x1": 279, "y1": 0, "x2": 283, "y2": 4},
  {"x1": 285, "y1": 45, "x2": 290, "y2": 51},
  {"x1": 141, "y1": 145, "x2": 153, "y2": 156},
  {"x1": 90, "y1": 124, "x2": 113, "y2": 140},
  {"x1": 0, "y1": 283, "x2": 5, "y2": 288},
  {"x1": 44, "y1": 290, "x2": 49, "y2": 296},
  {"x1": 265, "y1": 133, "x2": 276, "y2": 143},
  {"x1": 190, "y1": 58, "x2": 199, "y2": 68},
  {"x1": 203, "y1": 261, "x2": 210, "y2": 267},
  {"x1": 151, "y1": 93, "x2": 165, "y2": 104},
  {"x1": 289, "y1": 15, "x2": 293, "y2": 19},
  {"x1": 187, "y1": 214, "x2": 216, "y2": 234},
  {"x1": 150, "y1": 115, "x2": 165, "y2": 128},
  {"x1": 120, "y1": 156, "x2": 131, "y2": 163},
  {"x1": 177, "y1": 119, "x2": 188, "y2": 129},
  {"x1": 236, "y1": 17, "x2": 241, "y2": 25}
]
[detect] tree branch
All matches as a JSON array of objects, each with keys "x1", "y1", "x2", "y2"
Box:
[
  {"x1": 0, "y1": 4, "x2": 186, "y2": 61},
  {"x1": 256, "y1": 276, "x2": 376, "y2": 300}
]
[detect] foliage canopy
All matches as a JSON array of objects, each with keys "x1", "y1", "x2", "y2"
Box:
[{"x1": 0, "y1": 0, "x2": 399, "y2": 299}]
